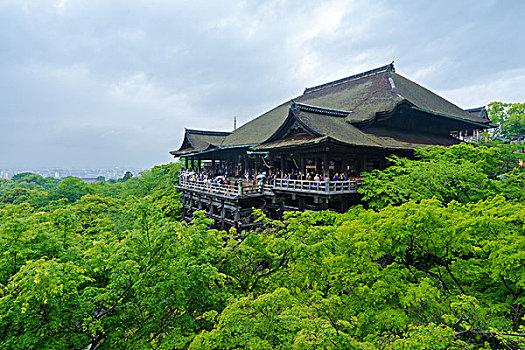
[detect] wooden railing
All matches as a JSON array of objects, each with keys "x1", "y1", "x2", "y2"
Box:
[
  {"x1": 272, "y1": 178, "x2": 360, "y2": 194},
  {"x1": 178, "y1": 176, "x2": 361, "y2": 197},
  {"x1": 178, "y1": 177, "x2": 263, "y2": 198}
]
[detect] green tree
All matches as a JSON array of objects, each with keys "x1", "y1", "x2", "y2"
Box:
[
  {"x1": 359, "y1": 143, "x2": 524, "y2": 210},
  {"x1": 487, "y1": 101, "x2": 525, "y2": 138},
  {"x1": 0, "y1": 258, "x2": 95, "y2": 349},
  {"x1": 0, "y1": 158, "x2": 523, "y2": 349},
  {"x1": 190, "y1": 287, "x2": 360, "y2": 350},
  {"x1": 122, "y1": 170, "x2": 134, "y2": 182},
  {"x1": 52, "y1": 177, "x2": 92, "y2": 203}
]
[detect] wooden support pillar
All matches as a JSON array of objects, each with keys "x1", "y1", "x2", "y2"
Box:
[
  {"x1": 181, "y1": 193, "x2": 187, "y2": 218},
  {"x1": 234, "y1": 204, "x2": 241, "y2": 228},
  {"x1": 197, "y1": 159, "x2": 202, "y2": 172},
  {"x1": 220, "y1": 200, "x2": 225, "y2": 230},
  {"x1": 280, "y1": 156, "x2": 285, "y2": 175},
  {"x1": 298, "y1": 196, "x2": 305, "y2": 211},
  {"x1": 208, "y1": 197, "x2": 214, "y2": 216},
  {"x1": 184, "y1": 157, "x2": 188, "y2": 169},
  {"x1": 299, "y1": 156, "x2": 305, "y2": 177},
  {"x1": 238, "y1": 179, "x2": 243, "y2": 195}
]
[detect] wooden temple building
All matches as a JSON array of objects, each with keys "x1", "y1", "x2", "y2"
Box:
[{"x1": 170, "y1": 63, "x2": 493, "y2": 229}]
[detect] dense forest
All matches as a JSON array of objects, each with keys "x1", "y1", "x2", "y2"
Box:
[{"x1": 0, "y1": 141, "x2": 524, "y2": 349}]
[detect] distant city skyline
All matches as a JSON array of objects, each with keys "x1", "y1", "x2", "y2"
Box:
[
  {"x1": 0, "y1": 167, "x2": 145, "y2": 180},
  {"x1": 1, "y1": 0, "x2": 524, "y2": 168}
]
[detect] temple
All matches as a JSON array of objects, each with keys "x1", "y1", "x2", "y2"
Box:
[{"x1": 170, "y1": 63, "x2": 493, "y2": 229}]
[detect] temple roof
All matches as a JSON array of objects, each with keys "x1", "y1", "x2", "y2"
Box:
[
  {"x1": 466, "y1": 106, "x2": 491, "y2": 123},
  {"x1": 250, "y1": 102, "x2": 460, "y2": 151},
  {"x1": 170, "y1": 129, "x2": 230, "y2": 156},
  {"x1": 219, "y1": 63, "x2": 490, "y2": 149}
]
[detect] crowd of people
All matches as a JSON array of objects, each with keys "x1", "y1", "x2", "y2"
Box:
[
  {"x1": 180, "y1": 168, "x2": 357, "y2": 187},
  {"x1": 180, "y1": 168, "x2": 233, "y2": 186},
  {"x1": 276, "y1": 171, "x2": 349, "y2": 182}
]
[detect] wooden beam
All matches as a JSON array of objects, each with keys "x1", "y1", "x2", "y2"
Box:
[{"x1": 221, "y1": 200, "x2": 225, "y2": 230}]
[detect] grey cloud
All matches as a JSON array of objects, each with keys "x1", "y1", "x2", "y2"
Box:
[{"x1": 1, "y1": 0, "x2": 524, "y2": 168}]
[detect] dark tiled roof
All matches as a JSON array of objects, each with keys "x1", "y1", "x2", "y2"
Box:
[
  {"x1": 221, "y1": 101, "x2": 291, "y2": 147},
  {"x1": 362, "y1": 127, "x2": 461, "y2": 147},
  {"x1": 293, "y1": 103, "x2": 351, "y2": 117},
  {"x1": 390, "y1": 73, "x2": 484, "y2": 123},
  {"x1": 221, "y1": 66, "x2": 398, "y2": 147},
  {"x1": 304, "y1": 63, "x2": 395, "y2": 94},
  {"x1": 296, "y1": 111, "x2": 381, "y2": 148},
  {"x1": 466, "y1": 106, "x2": 490, "y2": 122},
  {"x1": 170, "y1": 129, "x2": 230, "y2": 156},
  {"x1": 191, "y1": 63, "x2": 490, "y2": 152},
  {"x1": 251, "y1": 135, "x2": 327, "y2": 150},
  {"x1": 293, "y1": 110, "x2": 460, "y2": 151},
  {"x1": 297, "y1": 67, "x2": 399, "y2": 124}
]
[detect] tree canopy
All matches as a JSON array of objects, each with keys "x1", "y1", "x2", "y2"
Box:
[
  {"x1": 487, "y1": 101, "x2": 525, "y2": 138},
  {"x1": 0, "y1": 142, "x2": 523, "y2": 349}
]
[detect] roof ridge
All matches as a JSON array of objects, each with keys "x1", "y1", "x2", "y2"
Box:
[
  {"x1": 465, "y1": 106, "x2": 486, "y2": 112},
  {"x1": 303, "y1": 62, "x2": 395, "y2": 95},
  {"x1": 291, "y1": 102, "x2": 351, "y2": 117},
  {"x1": 185, "y1": 128, "x2": 231, "y2": 136}
]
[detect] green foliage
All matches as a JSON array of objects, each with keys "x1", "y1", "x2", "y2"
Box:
[
  {"x1": 488, "y1": 101, "x2": 525, "y2": 138},
  {"x1": 122, "y1": 170, "x2": 134, "y2": 182},
  {"x1": 186, "y1": 195, "x2": 524, "y2": 349},
  {"x1": 0, "y1": 173, "x2": 61, "y2": 210},
  {"x1": 360, "y1": 143, "x2": 524, "y2": 209},
  {"x1": 91, "y1": 163, "x2": 181, "y2": 218},
  {"x1": 0, "y1": 187, "x2": 37, "y2": 204},
  {"x1": 0, "y1": 258, "x2": 95, "y2": 349},
  {"x1": 387, "y1": 323, "x2": 458, "y2": 350},
  {"x1": 190, "y1": 287, "x2": 361, "y2": 350},
  {"x1": 51, "y1": 177, "x2": 93, "y2": 203},
  {"x1": 0, "y1": 149, "x2": 524, "y2": 349}
]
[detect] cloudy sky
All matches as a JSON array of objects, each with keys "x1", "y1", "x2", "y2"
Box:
[{"x1": 1, "y1": 0, "x2": 524, "y2": 169}]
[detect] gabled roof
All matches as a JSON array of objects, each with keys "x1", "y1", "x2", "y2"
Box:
[
  {"x1": 252, "y1": 102, "x2": 460, "y2": 152},
  {"x1": 170, "y1": 129, "x2": 230, "y2": 156},
  {"x1": 391, "y1": 73, "x2": 483, "y2": 123},
  {"x1": 220, "y1": 101, "x2": 292, "y2": 147},
  {"x1": 220, "y1": 63, "x2": 490, "y2": 149},
  {"x1": 466, "y1": 106, "x2": 491, "y2": 123}
]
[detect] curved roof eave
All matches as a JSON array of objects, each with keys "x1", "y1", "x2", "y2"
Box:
[
  {"x1": 178, "y1": 144, "x2": 254, "y2": 158},
  {"x1": 410, "y1": 106, "x2": 493, "y2": 129}
]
